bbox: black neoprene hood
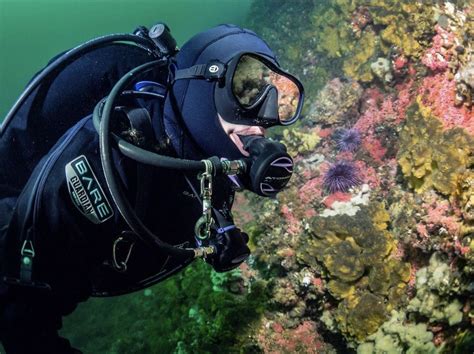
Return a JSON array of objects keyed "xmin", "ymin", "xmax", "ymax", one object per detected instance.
[{"xmin": 163, "ymin": 24, "xmax": 280, "ymax": 160}]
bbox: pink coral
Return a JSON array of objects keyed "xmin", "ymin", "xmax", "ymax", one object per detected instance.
[
  {"xmin": 362, "ymin": 135, "xmax": 387, "ymax": 162},
  {"xmin": 408, "ymin": 264, "xmax": 418, "ymax": 289},
  {"xmin": 335, "ymin": 151, "xmax": 355, "ymax": 161},
  {"xmin": 418, "ymin": 72, "xmax": 473, "ymax": 134},
  {"xmin": 258, "ymin": 320, "xmax": 325, "ymax": 354},
  {"xmin": 354, "ymin": 88, "xmax": 386, "ymax": 132},
  {"xmin": 299, "ymin": 177, "xmax": 323, "ymax": 204},
  {"xmin": 312, "ymin": 277, "xmax": 325, "ymax": 293},
  {"xmin": 393, "ymin": 55, "xmax": 408, "ymax": 73},
  {"xmin": 322, "ymin": 192, "xmax": 352, "ymax": 208},
  {"xmin": 421, "ymin": 25, "xmax": 455, "ymax": 72},
  {"xmin": 393, "ymin": 80, "xmax": 415, "ymax": 122},
  {"xmin": 317, "ymin": 127, "xmax": 333, "ymax": 138},
  {"xmin": 298, "ymin": 163, "xmax": 329, "ymax": 204},
  {"xmin": 280, "ymin": 204, "xmax": 302, "ymax": 236},
  {"xmin": 454, "ymin": 239, "xmax": 470, "ymax": 256},
  {"xmin": 393, "ymin": 242, "xmax": 406, "ymax": 260},
  {"xmin": 304, "ymin": 208, "xmax": 317, "ymax": 218},
  {"xmin": 238, "ymin": 262, "xmax": 257, "ymax": 282},
  {"xmin": 272, "ymin": 322, "xmax": 284, "ymax": 334},
  {"xmin": 416, "ymin": 223, "xmax": 429, "ymax": 238},
  {"xmin": 355, "ymin": 80, "xmax": 416, "ymax": 131},
  {"xmin": 353, "ymin": 82, "xmax": 417, "ymax": 164},
  {"xmin": 422, "ymin": 199, "xmax": 461, "ymax": 237},
  {"xmin": 354, "ymin": 160, "xmax": 381, "ymax": 189}
]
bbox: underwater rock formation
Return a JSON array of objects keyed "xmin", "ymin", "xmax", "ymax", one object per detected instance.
[
  {"xmin": 308, "ymin": 78, "xmax": 363, "ymax": 126},
  {"xmin": 455, "ymin": 59, "xmax": 474, "ymax": 107},
  {"xmin": 235, "ymin": 1, "xmax": 474, "ymax": 352}
]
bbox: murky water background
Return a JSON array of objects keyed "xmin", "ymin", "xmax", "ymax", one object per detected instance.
[{"xmin": 0, "ymin": 0, "xmax": 251, "ymax": 119}]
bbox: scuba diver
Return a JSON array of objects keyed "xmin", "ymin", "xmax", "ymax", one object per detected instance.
[{"xmin": 0, "ymin": 23, "xmax": 304, "ymax": 352}]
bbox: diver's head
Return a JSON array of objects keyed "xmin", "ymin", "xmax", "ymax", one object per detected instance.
[{"xmin": 163, "ymin": 24, "xmax": 304, "ymax": 160}]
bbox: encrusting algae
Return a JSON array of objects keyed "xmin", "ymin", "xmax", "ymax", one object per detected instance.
[
  {"xmin": 299, "ymin": 203, "xmax": 410, "ymax": 342},
  {"xmin": 397, "ymin": 100, "xmax": 474, "ymax": 198},
  {"xmin": 282, "ymin": 128, "xmax": 321, "ymax": 157}
]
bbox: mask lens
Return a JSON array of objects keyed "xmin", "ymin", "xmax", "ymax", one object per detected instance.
[
  {"xmin": 269, "ymin": 72, "xmax": 300, "ymax": 122},
  {"xmin": 232, "ymin": 55, "xmax": 269, "ymax": 106},
  {"xmin": 232, "ymin": 55, "xmax": 301, "ymax": 123}
]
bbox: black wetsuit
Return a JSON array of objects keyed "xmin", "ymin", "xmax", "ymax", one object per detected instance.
[{"xmin": 0, "ymin": 44, "xmax": 237, "ymax": 353}]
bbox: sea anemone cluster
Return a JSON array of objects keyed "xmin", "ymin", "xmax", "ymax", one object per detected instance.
[{"xmin": 323, "ymin": 160, "xmax": 362, "ymax": 193}]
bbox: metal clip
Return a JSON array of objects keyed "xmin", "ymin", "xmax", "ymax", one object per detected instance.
[
  {"xmin": 112, "ymin": 234, "xmax": 136, "ymax": 273},
  {"xmin": 20, "ymin": 240, "xmax": 35, "ymax": 257},
  {"xmin": 193, "ymin": 246, "xmax": 215, "ymax": 259},
  {"xmin": 195, "ymin": 160, "xmax": 214, "ymax": 240},
  {"xmin": 20, "ymin": 240, "xmax": 35, "ymax": 283}
]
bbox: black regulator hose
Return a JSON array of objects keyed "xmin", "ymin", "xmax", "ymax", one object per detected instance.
[
  {"xmin": 99, "ymin": 59, "xmax": 195, "ymax": 258},
  {"xmin": 92, "ymin": 93, "xmax": 206, "ymax": 172},
  {"xmin": 118, "ymin": 139, "xmax": 205, "ymax": 171},
  {"xmin": 1, "ymin": 33, "xmax": 158, "ymax": 135}
]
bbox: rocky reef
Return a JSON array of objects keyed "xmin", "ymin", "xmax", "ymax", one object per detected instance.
[{"xmin": 232, "ymin": 1, "xmax": 474, "ymax": 352}]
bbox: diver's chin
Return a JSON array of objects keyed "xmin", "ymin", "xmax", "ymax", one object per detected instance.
[
  {"xmin": 230, "ymin": 129, "xmax": 266, "ymax": 157},
  {"xmin": 218, "ymin": 115, "xmax": 266, "ymax": 156},
  {"xmin": 229, "ymin": 132, "xmax": 250, "ymax": 157}
]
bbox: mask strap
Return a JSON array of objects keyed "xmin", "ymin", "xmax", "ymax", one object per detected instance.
[
  {"xmin": 173, "ymin": 64, "xmax": 207, "ymax": 81},
  {"xmin": 172, "ymin": 60, "xmax": 226, "ymax": 83}
]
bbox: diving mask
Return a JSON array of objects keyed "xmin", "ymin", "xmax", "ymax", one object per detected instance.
[{"xmin": 172, "ymin": 51, "xmax": 304, "ymax": 128}]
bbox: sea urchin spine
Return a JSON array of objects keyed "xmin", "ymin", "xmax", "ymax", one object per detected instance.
[
  {"xmin": 323, "ymin": 160, "xmax": 362, "ymax": 194},
  {"xmin": 334, "ymin": 128, "xmax": 361, "ymax": 152}
]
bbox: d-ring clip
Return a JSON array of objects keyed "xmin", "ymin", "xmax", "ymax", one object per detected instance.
[{"xmin": 112, "ymin": 232, "xmax": 136, "ymax": 273}]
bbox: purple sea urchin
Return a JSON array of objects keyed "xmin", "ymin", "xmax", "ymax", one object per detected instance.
[
  {"xmin": 323, "ymin": 160, "xmax": 362, "ymax": 193},
  {"xmin": 334, "ymin": 128, "xmax": 361, "ymax": 152}
]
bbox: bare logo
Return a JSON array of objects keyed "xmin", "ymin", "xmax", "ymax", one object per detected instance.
[{"xmin": 65, "ymin": 155, "xmax": 113, "ymax": 224}]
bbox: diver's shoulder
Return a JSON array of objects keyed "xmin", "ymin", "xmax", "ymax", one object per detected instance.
[{"xmin": 90, "ymin": 41, "xmax": 155, "ymax": 60}]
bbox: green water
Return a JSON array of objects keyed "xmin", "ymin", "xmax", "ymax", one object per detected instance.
[
  {"xmin": 0, "ymin": 1, "xmax": 251, "ymax": 351},
  {"xmin": 0, "ymin": 0, "xmax": 252, "ymax": 119}
]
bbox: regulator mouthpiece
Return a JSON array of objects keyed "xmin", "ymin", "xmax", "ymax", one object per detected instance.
[{"xmin": 240, "ymin": 135, "xmax": 293, "ymax": 197}]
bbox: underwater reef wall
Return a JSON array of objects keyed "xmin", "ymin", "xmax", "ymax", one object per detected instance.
[{"xmin": 230, "ymin": 1, "xmax": 473, "ymax": 352}]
